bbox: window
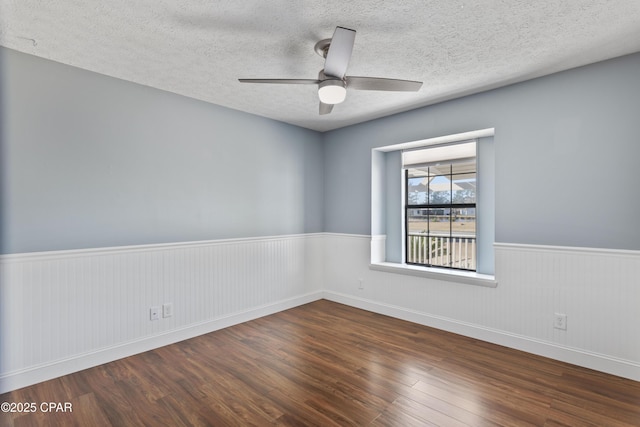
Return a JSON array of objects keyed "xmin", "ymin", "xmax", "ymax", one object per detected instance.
[
  {"xmin": 404, "ymin": 141, "xmax": 477, "ymax": 271},
  {"xmin": 370, "ymin": 128, "xmax": 495, "ymax": 286}
]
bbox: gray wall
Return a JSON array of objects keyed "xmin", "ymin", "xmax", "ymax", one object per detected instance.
[
  {"xmin": 0, "ymin": 47, "xmax": 323, "ymax": 254},
  {"xmin": 2, "ymin": 47, "xmax": 640, "ymax": 254},
  {"xmin": 324, "ymin": 52, "xmax": 640, "ymax": 250}
]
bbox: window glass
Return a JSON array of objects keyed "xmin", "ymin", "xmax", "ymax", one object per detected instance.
[
  {"xmin": 428, "ymin": 175, "xmax": 451, "ymax": 204},
  {"xmin": 405, "ymin": 148, "xmax": 477, "ymax": 271},
  {"xmin": 452, "ymin": 173, "xmax": 476, "ymax": 203},
  {"xmin": 407, "ymin": 177, "xmax": 428, "ymax": 205},
  {"xmin": 452, "ymin": 207, "xmax": 476, "ymax": 235}
]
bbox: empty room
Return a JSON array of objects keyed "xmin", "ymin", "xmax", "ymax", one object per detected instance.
[{"xmin": 1, "ymin": 1, "xmax": 640, "ymax": 425}]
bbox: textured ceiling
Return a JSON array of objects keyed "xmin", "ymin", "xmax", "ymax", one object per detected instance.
[{"xmin": 2, "ymin": 0, "xmax": 640, "ymax": 132}]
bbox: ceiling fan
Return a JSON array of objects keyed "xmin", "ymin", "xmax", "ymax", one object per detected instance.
[{"xmin": 239, "ymin": 26, "xmax": 423, "ymax": 115}]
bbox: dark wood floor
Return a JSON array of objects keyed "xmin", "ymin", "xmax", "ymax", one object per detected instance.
[{"xmin": 2, "ymin": 300, "xmax": 639, "ymax": 426}]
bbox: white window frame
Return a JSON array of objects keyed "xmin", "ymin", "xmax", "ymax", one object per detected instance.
[{"xmin": 370, "ymin": 128, "xmax": 497, "ymax": 288}]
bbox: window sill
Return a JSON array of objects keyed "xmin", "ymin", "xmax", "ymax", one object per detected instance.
[{"xmin": 369, "ymin": 262, "xmax": 497, "ymax": 288}]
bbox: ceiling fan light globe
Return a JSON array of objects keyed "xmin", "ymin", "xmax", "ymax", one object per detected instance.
[{"xmin": 318, "ymin": 80, "xmax": 346, "ymax": 104}]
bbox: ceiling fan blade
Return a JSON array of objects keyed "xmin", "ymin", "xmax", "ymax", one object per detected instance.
[
  {"xmin": 319, "ymin": 102, "xmax": 334, "ymax": 115},
  {"xmin": 346, "ymin": 76, "xmax": 423, "ymax": 92},
  {"xmin": 323, "ymin": 27, "xmax": 356, "ymax": 78},
  {"xmin": 238, "ymin": 79, "xmax": 319, "ymax": 85}
]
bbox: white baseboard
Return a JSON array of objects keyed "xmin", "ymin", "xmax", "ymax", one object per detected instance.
[
  {"xmin": 323, "ymin": 291, "xmax": 640, "ymax": 382},
  {"xmin": 3, "ymin": 288, "xmax": 638, "ymax": 393},
  {"xmin": 0, "ymin": 291, "xmax": 323, "ymax": 394}
]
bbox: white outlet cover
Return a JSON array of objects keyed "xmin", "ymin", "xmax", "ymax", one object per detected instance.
[
  {"xmin": 554, "ymin": 313, "xmax": 567, "ymax": 330},
  {"xmin": 163, "ymin": 303, "xmax": 173, "ymax": 318},
  {"xmin": 150, "ymin": 306, "xmax": 160, "ymax": 321}
]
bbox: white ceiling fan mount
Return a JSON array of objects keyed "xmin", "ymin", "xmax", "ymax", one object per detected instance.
[
  {"xmin": 239, "ymin": 26, "xmax": 423, "ymax": 115},
  {"xmin": 313, "ymin": 38, "xmax": 332, "ymax": 58}
]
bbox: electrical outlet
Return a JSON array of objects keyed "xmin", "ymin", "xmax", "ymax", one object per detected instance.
[
  {"xmin": 163, "ymin": 303, "xmax": 173, "ymax": 318},
  {"xmin": 554, "ymin": 313, "xmax": 567, "ymax": 330},
  {"xmin": 150, "ymin": 306, "xmax": 160, "ymax": 321},
  {"xmin": 358, "ymin": 278, "xmax": 364, "ymax": 290}
]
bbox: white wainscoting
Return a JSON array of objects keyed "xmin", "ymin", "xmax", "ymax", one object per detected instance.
[
  {"xmin": 322, "ymin": 233, "xmax": 640, "ymax": 381},
  {"xmin": 0, "ymin": 234, "xmax": 325, "ymax": 393},
  {"xmin": 2, "ymin": 232, "xmax": 638, "ymax": 393}
]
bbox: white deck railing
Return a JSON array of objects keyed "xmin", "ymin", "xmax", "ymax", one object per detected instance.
[{"xmin": 407, "ymin": 233, "xmax": 476, "ymax": 270}]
